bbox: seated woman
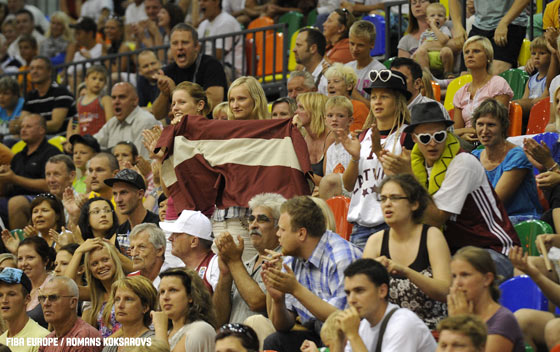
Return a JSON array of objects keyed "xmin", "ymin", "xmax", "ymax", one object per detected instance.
[
  {"xmin": 39, "ymin": 11, "xmax": 72, "ymax": 66},
  {"xmin": 471, "ymin": 99, "xmax": 542, "ymax": 223},
  {"xmin": 17, "ymin": 237, "xmax": 56, "ymax": 328},
  {"xmin": 153, "ymin": 268, "xmax": 216, "ymax": 352},
  {"xmin": 227, "ymin": 76, "xmax": 269, "ymax": 120},
  {"xmin": 157, "ymin": 3, "xmax": 184, "ymax": 45},
  {"xmin": 0, "ymin": 76, "xmax": 24, "ymax": 145},
  {"xmin": 453, "ymin": 36, "xmax": 513, "ymax": 149},
  {"xmin": 324, "ymin": 63, "xmax": 369, "ymax": 132},
  {"xmin": 215, "ymin": 324, "xmax": 260, "ymax": 352},
  {"xmin": 271, "ymin": 97, "xmax": 296, "ymax": 119},
  {"xmin": 102, "ymin": 17, "xmax": 134, "ymax": 79},
  {"xmin": 65, "ymin": 239, "xmax": 126, "ymax": 338},
  {"xmin": 448, "ymin": 246, "xmax": 525, "ymax": 352},
  {"xmin": 323, "ymin": 8, "xmax": 355, "ymax": 64},
  {"xmin": 77, "ymin": 197, "xmax": 119, "ymax": 243},
  {"xmin": 101, "ymin": 276, "xmax": 157, "ymax": 352},
  {"xmin": 363, "ymin": 174, "xmax": 450, "ymax": 329}
]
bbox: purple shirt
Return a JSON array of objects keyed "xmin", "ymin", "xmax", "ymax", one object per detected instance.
[{"xmin": 487, "ymin": 306, "xmax": 525, "ymax": 352}]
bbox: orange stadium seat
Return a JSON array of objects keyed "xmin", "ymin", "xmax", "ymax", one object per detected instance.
[
  {"xmin": 326, "ymin": 196, "xmax": 353, "ymax": 241},
  {"xmin": 527, "ymin": 99, "xmax": 550, "ymax": 135}
]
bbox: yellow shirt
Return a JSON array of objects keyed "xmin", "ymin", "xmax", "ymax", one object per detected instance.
[
  {"xmin": 544, "ymin": 0, "xmax": 560, "ymax": 29},
  {"xmin": 0, "ymin": 317, "xmax": 50, "ymax": 352}
]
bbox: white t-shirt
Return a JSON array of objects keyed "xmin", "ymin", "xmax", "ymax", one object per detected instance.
[
  {"xmin": 346, "ymin": 59, "xmax": 386, "ymax": 100},
  {"xmin": 310, "ymin": 59, "xmax": 328, "ymax": 95},
  {"xmin": 325, "ymin": 139, "xmax": 352, "ymax": 175},
  {"xmin": 223, "ymin": 0, "xmax": 246, "ymax": 15},
  {"xmin": 67, "ymin": 43, "xmax": 104, "ymax": 74},
  {"xmin": 344, "ymin": 303, "xmax": 437, "ymax": 352},
  {"xmin": 198, "ymin": 12, "xmax": 243, "ymax": 74},
  {"xmin": 81, "ymin": 0, "xmax": 114, "ymax": 22},
  {"xmin": 549, "ymin": 75, "xmax": 560, "ymax": 103},
  {"xmin": 8, "ymin": 31, "xmax": 46, "ymax": 63},
  {"xmin": 125, "ymin": 2, "xmax": 148, "ymax": 25}
]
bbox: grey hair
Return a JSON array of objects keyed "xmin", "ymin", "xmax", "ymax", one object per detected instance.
[
  {"xmin": 0, "ymin": 253, "xmax": 16, "ymax": 266},
  {"xmin": 129, "ymin": 223, "xmax": 166, "ymax": 257},
  {"xmin": 288, "ymin": 71, "xmax": 315, "ymax": 89},
  {"xmin": 248, "ymin": 193, "xmax": 287, "ymax": 223},
  {"xmin": 48, "ymin": 275, "xmax": 79, "ymax": 298}
]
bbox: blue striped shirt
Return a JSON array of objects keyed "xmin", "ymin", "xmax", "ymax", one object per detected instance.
[{"xmin": 284, "ymin": 230, "xmax": 363, "ymax": 324}]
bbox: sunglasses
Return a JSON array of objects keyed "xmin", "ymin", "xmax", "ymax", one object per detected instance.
[
  {"xmin": 219, "ymin": 323, "xmax": 255, "ymax": 340},
  {"xmin": 368, "ymin": 70, "xmax": 406, "ymax": 86},
  {"xmin": 414, "ymin": 130, "xmax": 447, "ymax": 145},
  {"xmin": 247, "ymin": 214, "xmax": 271, "ymax": 223},
  {"xmin": 37, "ymin": 193, "xmax": 56, "ymax": 200},
  {"xmin": 38, "ymin": 294, "xmax": 75, "ymax": 303}
]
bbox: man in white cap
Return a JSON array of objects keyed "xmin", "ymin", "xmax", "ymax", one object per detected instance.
[{"xmin": 160, "ymin": 210, "xmax": 219, "ymax": 294}]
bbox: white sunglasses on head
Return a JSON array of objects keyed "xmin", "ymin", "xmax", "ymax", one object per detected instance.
[{"xmin": 368, "ymin": 69, "xmax": 406, "ymax": 86}]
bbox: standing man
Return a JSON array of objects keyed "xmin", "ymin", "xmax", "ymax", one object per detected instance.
[
  {"xmin": 152, "ymin": 23, "xmax": 227, "ymax": 119},
  {"xmin": 293, "ymin": 28, "xmax": 328, "ymax": 95},
  {"xmin": 0, "ymin": 268, "xmax": 49, "ymax": 352}
]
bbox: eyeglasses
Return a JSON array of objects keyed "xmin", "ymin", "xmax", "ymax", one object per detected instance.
[
  {"xmin": 247, "ymin": 214, "xmax": 271, "ymax": 223},
  {"xmin": 410, "ymin": 0, "xmax": 430, "ymax": 5},
  {"xmin": 377, "ymin": 195, "xmax": 409, "ymax": 203},
  {"xmin": 368, "ymin": 70, "xmax": 406, "ymax": 86},
  {"xmin": 414, "ymin": 130, "xmax": 447, "ymax": 145},
  {"xmin": 37, "ymin": 193, "xmax": 56, "ymax": 200},
  {"xmin": 38, "ymin": 294, "xmax": 75, "ymax": 303},
  {"xmin": 0, "ymin": 268, "xmax": 24, "ymax": 284},
  {"xmin": 89, "ymin": 208, "xmax": 113, "ymax": 215}
]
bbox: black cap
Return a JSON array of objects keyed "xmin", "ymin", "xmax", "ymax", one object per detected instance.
[
  {"xmin": 403, "ymin": 102, "xmax": 455, "ymax": 133},
  {"xmin": 104, "ymin": 168, "xmax": 146, "ymax": 190},
  {"xmin": 364, "ymin": 69, "xmax": 412, "ymax": 100},
  {"xmin": 70, "ymin": 17, "xmax": 97, "ymax": 33},
  {"xmin": 69, "ymin": 134, "xmax": 101, "ymax": 153}
]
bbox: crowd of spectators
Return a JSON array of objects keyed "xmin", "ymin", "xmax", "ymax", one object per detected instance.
[{"xmin": 0, "ymin": 0, "xmax": 560, "ymax": 351}]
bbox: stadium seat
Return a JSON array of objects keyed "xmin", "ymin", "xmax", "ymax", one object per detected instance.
[
  {"xmin": 247, "ymin": 31, "xmax": 285, "ymax": 82},
  {"xmin": 11, "ymin": 135, "xmax": 66, "ymax": 154},
  {"xmin": 499, "ymin": 68, "xmax": 529, "ymax": 100},
  {"xmin": 307, "ymin": 9, "xmax": 318, "ymax": 27},
  {"xmin": 383, "ymin": 56, "xmax": 395, "ymax": 69},
  {"xmin": 431, "ymin": 81, "xmax": 441, "ymax": 102},
  {"xmin": 325, "ymin": 196, "xmax": 353, "ymax": 241},
  {"xmin": 278, "ymin": 11, "xmax": 303, "ymax": 42},
  {"xmin": 508, "ymin": 101, "xmax": 523, "ymax": 137},
  {"xmin": 518, "ymin": 38, "xmax": 531, "ymax": 67},
  {"xmin": 499, "ymin": 275, "xmax": 548, "ymax": 313},
  {"xmin": 527, "ymin": 99, "xmax": 550, "ymax": 135},
  {"xmin": 288, "ymin": 29, "xmax": 300, "ymax": 72},
  {"xmin": 247, "ymin": 16, "xmax": 275, "ymax": 43},
  {"xmin": 362, "ymin": 15, "xmax": 386, "ymax": 57},
  {"xmin": 443, "ymin": 74, "xmax": 472, "ymax": 111},
  {"xmin": 514, "ymin": 219, "xmax": 553, "ymax": 256}
]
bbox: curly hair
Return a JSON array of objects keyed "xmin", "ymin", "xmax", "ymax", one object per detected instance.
[{"xmin": 159, "ymin": 268, "xmax": 217, "ymax": 328}]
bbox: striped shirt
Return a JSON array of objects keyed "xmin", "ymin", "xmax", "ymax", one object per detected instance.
[
  {"xmin": 23, "ymin": 82, "xmax": 77, "ymax": 133},
  {"xmin": 284, "ymin": 230, "xmax": 363, "ymax": 325}
]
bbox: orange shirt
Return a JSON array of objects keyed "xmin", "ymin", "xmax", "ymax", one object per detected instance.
[
  {"xmin": 326, "ymin": 38, "xmax": 353, "ymax": 64},
  {"xmin": 350, "ymin": 99, "xmax": 369, "ymax": 132}
]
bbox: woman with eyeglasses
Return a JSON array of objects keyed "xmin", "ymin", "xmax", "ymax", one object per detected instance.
[
  {"xmin": 101, "ymin": 276, "xmax": 157, "ymax": 352},
  {"xmin": 448, "ymin": 246, "xmax": 524, "ymax": 352},
  {"xmin": 64, "ymin": 239, "xmax": 126, "ymax": 337},
  {"xmin": 471, "ymin": 99, "xmax": 542, "ymax": 223},
  {"xmin": 362, "ymin": 174, "xmax": 451, "ymax": 329},
  {"xmin": 16, "ymin": 236, "xmax": 56, "ymax": 328},
  {"xmin": 152, "ymin": 268, "xmax": 217, "ymax": 352},
  {"xmin": 322, "ymin": 8, "xmax": 356, "ymax": 64},
  {"xmin": 398, "ymin": 0, "xmax": 438, "ymax": 58},
  {"xmin": 453, "ymin": 36, "xmax": 513, "ymax": 149},
  {"xmin": 336, "ymin": 69, "xmax": 414, "ymax": 249},
  {"xmin": 215, "ymin": 323, "xmax": 259, "ymax": 352},
  {"xmin": 77, "ymin": 197, "xmax": 119, "ymax": 244}
]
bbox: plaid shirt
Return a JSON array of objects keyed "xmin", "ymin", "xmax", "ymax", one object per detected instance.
[{"xmin": 284, "ymin": 230, "xmax": 362, "ymax": 325}]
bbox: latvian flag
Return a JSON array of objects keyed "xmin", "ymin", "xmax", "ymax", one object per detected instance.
[{"xmin": 156, "ymin": 115, "xmax": 312, "ymax": 216}]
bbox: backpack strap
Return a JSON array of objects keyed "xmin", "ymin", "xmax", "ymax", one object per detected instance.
[{"xmin": 374, "ymin": 307, "xmax": 399, "ymax": 352}]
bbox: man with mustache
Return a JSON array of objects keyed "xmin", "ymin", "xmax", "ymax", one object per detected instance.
[{"xmin": 213, "ymin": 193, "xmax": 286, "ymax": 331}]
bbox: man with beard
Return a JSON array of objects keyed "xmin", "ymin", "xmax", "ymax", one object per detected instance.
[{"xmin": 213, "ymin": 193, "xmax": 286, "ymax": 328}]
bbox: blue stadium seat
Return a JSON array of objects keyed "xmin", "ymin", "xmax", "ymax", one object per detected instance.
[
  {"xmin": 499, "ymin": 275, "xmax": 548, "ymax": 312},
  {"xmin": 362, "ymin": 15, "xmax": 385, "ymax": 57}
]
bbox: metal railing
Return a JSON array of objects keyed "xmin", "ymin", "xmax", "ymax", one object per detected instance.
[{"xmin": 7, "ymin": 24, "xmax": 289, "ymax": 99}]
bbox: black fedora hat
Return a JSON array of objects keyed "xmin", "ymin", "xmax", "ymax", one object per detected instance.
[
  {"xmin": 404, "ymin": 102, "xmax": 454, "ymax": 133},
  {"xmin": 69, "ymin": 134, "xmax": 101, "ymax": 153},
  {"xmin": 363, "ymin": 69, "xmax": 412, "ymax": 100}
]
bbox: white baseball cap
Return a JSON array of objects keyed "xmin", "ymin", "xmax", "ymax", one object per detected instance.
[{"xmin": 159, "ymin": 210, "xmax": 213, "ymax": 241}]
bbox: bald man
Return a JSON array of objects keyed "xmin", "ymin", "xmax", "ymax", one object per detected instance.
[{"xmin": 94, "ymin": 82, "xmax": 161, "ymax": 159}]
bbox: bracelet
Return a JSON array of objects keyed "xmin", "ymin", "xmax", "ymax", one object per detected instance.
[
  {"xmin": 351, "ymin": 158, "xmax": 360, "ymax": 162},
  {"xmin": 548, "ymin": 163, "xmax": 559, "ymax": 172}
]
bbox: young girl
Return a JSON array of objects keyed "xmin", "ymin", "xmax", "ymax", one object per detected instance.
[
  {"xmin": 67, "ymin": 65, "xmax": 113, "ymax": 138},
  {"xmin": 212, "ymin": 102, "xmax": 229, "ymax": 120},
  {"xmin": 319, "ymin": 95, "xmax": 354, "ymax": 199},
  {"xmin": 170, "ymin": 82, "xmax": 211, "ymax": 124}
]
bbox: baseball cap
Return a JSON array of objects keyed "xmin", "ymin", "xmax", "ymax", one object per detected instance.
[
  {"xmin": 104, "ymin": 168, "xmax": 146, "ymax": 190},
  {"xmin": 0, "ymin": 268, "xmax": 32, "ymax": 294},
  {"xmin": 69, "ymin": 134, "xmax": 101, "ymax": 153},
  {"xmin": 159, "ymin": 210, "xmax": 213, "ymax": 241}
]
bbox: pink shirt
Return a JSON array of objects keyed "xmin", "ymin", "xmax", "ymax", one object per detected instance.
[
  {"xmin": 38, "ymin": 317, "xmax": 103, "ymax": 352},
  {"xmin": 453, "ymin": 76, "xmax": 513, "ymax": 127}
]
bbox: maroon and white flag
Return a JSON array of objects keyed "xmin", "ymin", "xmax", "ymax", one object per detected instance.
[{"xmin": 156, "ymin": 115, "xmax": 312, "ymax": 215}]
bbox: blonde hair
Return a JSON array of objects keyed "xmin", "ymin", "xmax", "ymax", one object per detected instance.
[
  {"xmin": 362, "ymin": 89, "xmax": 411, "ymax": 130},
  {"xmin": 421, "ymin": 67, "xmax": 434, "ymax": 99},
  {"xmin": 349, "ymin": 20, "xmax": 375, "ymax": 44},
  {"xmin": 426, "ymin": 3, "xmax": 446, "ymax": 15},
  {"xmin": 463, "ymin": 36, "xmax": 493, "ymax": 72},
  {"xmin": 83, "ymin": 242, "xmax": 126, "ymax": 327},
  {"xmin": 324, "ymin": 63, "xmax": 358, "ymax": 91},
  {"xmin": 297, "ymin": 92, "xmax": 328, "ymax": 136},
  {"xmin": 212, "ymin": 102, "xmax": 229, "ymax": 119},
  {"xmin": 530, "ymin": 35, "xmax": 548, "ymax": 52},
  {"xmin": 46, "ymin": 11, "xmax": 73, "ymax": 42},
  {"xmin": 310, "ymin": 196, "xmax": 336, "ymax": 232},
  {"xmin": 172, "ymin": 81, "xmax": 212, "ymax": 116},
  {"xmin": 104, "ymin": 276, "xmax": 157, "ymax": 331},
  {"xmin": 326, "ymin": 95, "xmax": 353, "ymax": 118},
  {"xmin": 227, "ymin": 76, "xmax": 269, "ymax": 120}
]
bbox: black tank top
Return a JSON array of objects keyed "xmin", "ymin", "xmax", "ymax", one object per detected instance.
[{"xmin": 380, "ymin": 224, "xmax": 430, "ymax": 273}]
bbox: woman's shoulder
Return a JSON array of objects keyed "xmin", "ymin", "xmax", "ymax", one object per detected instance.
[
  {"xmin": 487, "ymin": 306, "xmax": 519, "ymax": 332},
  {"xmin": 502, "ymin": 146, "xmax": 532, "ymax": 169}
]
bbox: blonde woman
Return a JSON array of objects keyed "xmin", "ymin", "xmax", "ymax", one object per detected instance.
[
  {"xmin": 227, "ymin": 76, "xmax": 269, "ymax": 120},
  {"xmin": 324, "ymin": 63, "xmax": 369, "ymax": 132},
  {"xmin": 40, "ymin": 11, "xmax": 72, "ymax": 64},
  {"xmin": 336, "ymin": 69, "xmax": 413, "ymax": 249},
  {"xmin": 295, "ymin": 92, "xmax": 334, "ymax": 185},
  {"xmin": 64, "ymin": 239, "xmax": 126, "ymax": 337}
]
